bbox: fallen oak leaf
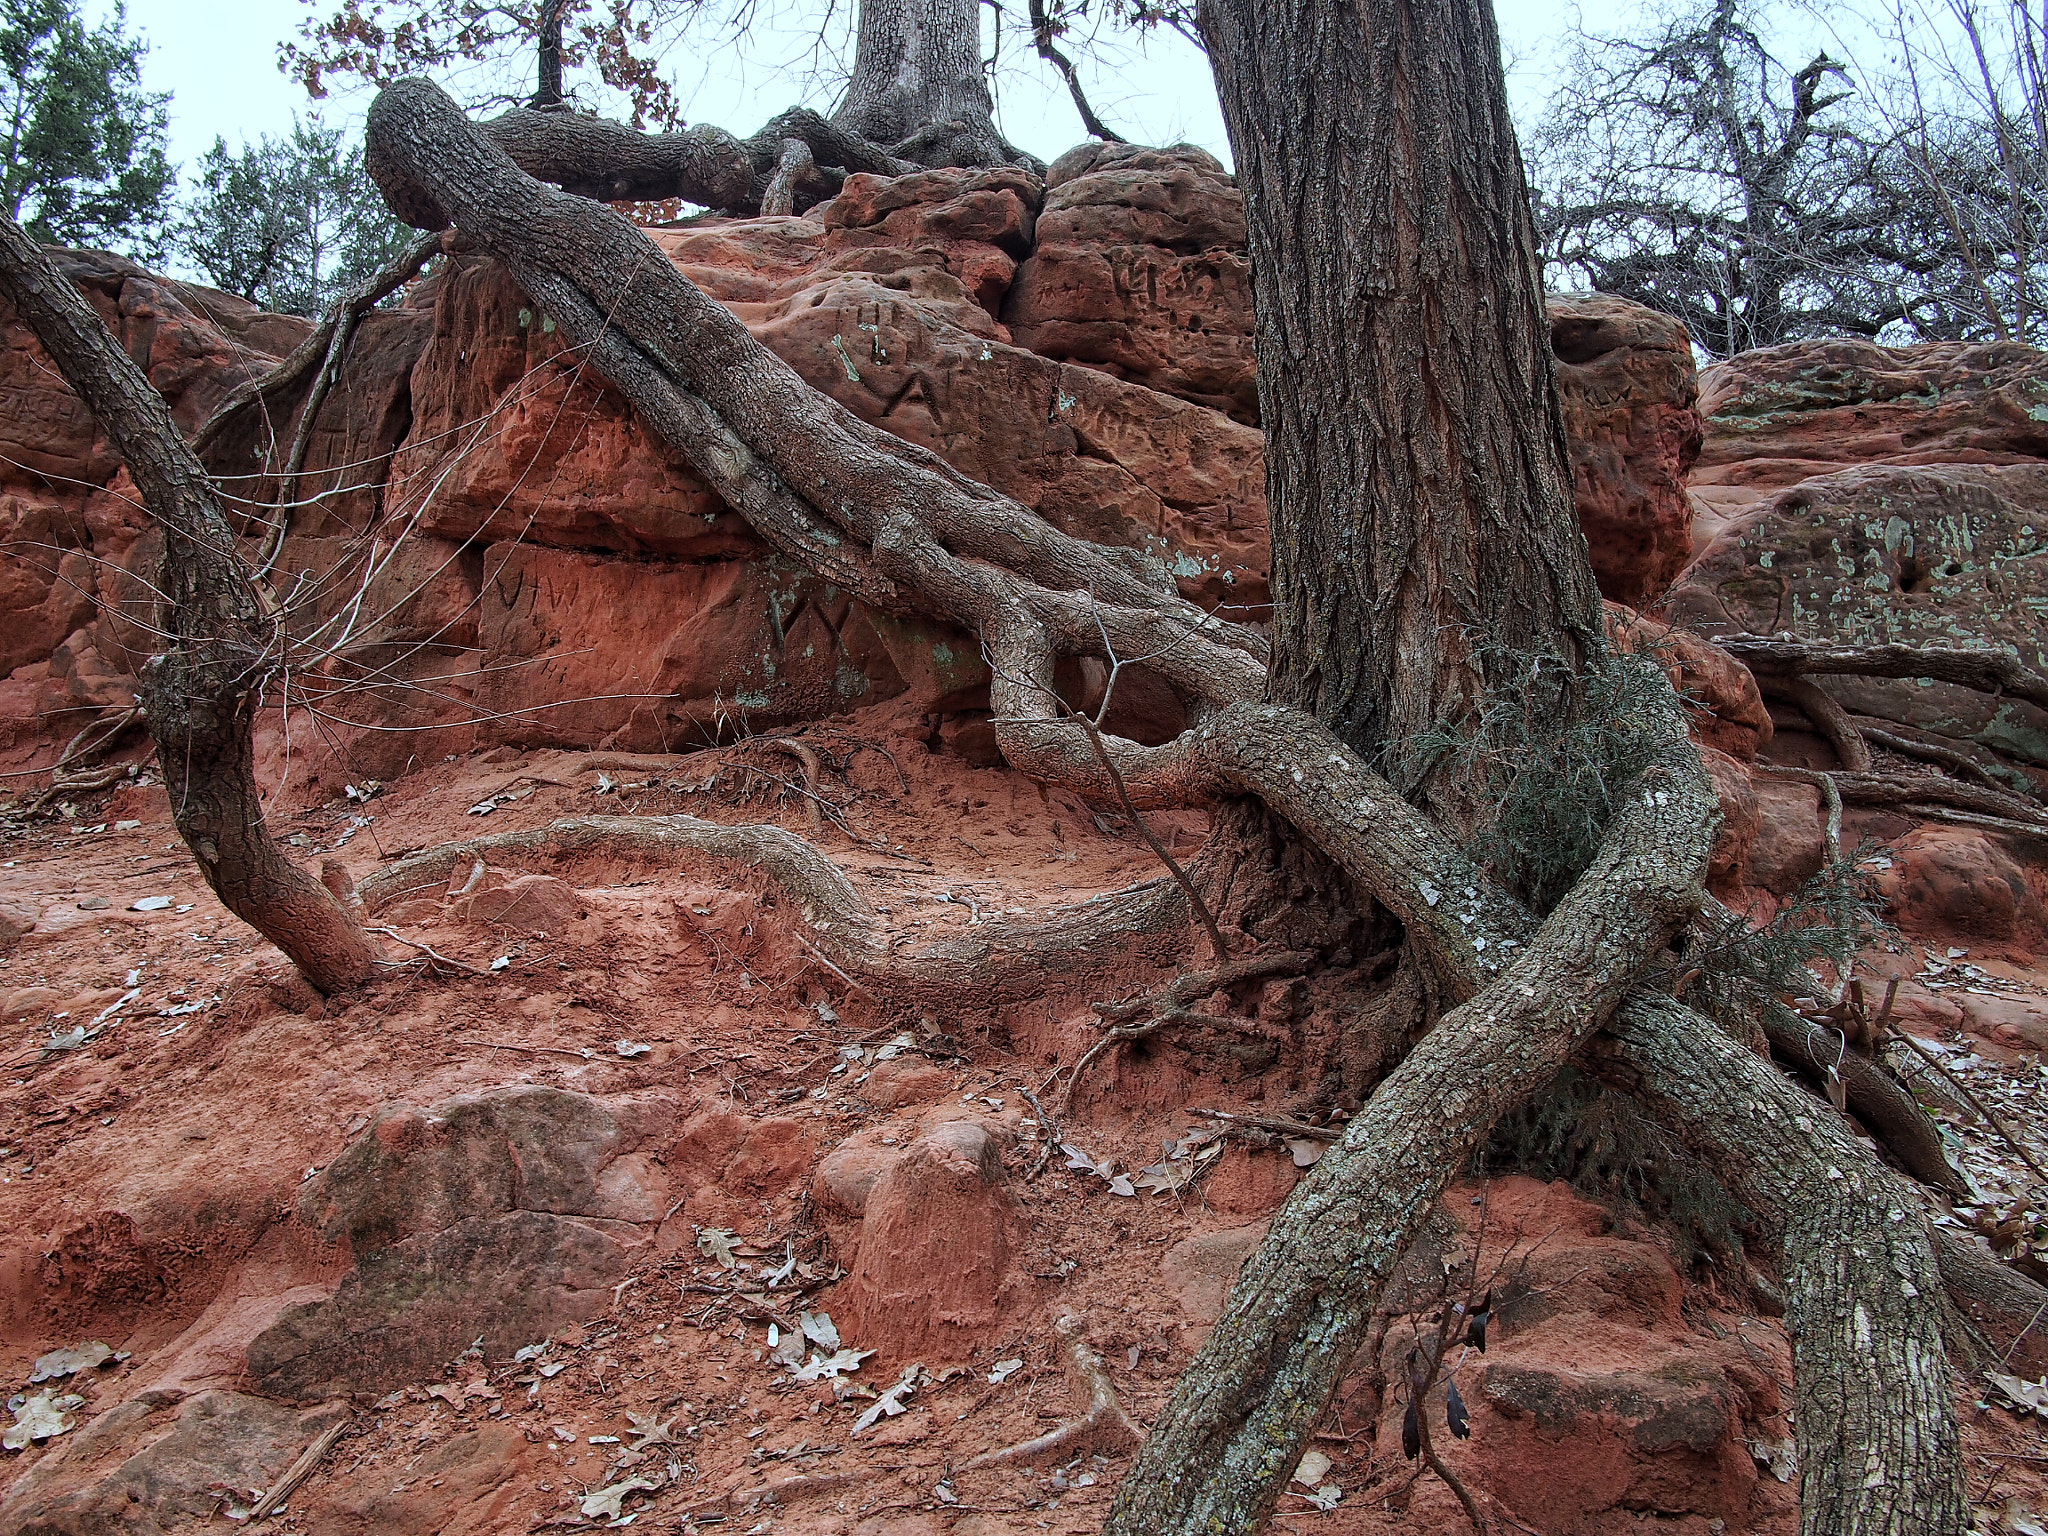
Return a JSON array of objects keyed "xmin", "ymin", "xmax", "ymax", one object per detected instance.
[
  {"xmin": 579, "ymin": 1474, "xmax": 661, "ymax": 1520},
  {"xmin": 852, "ymin": 1364, "xmax": 922, "ymax": 1434}
]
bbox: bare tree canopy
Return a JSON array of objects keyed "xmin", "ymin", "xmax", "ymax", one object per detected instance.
[{"xmin": 1530, "ymin": 0, "xmax": 2048, "ymax": 351}]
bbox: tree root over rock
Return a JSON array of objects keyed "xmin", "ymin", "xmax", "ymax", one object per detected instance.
[
  {"xmin": 955, "ymin": 1313, "xmax": 1141, "ymax": 1473},
  {"xmin": 356, "ymin": 77, "xmax": 1972, "ymax": 1535}
]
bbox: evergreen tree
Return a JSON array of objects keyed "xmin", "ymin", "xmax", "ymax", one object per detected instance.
[
  {"xmin": 0, "ymin": 0, "xmax": 171, "ymax": 255},
  {"xmin": 177, "ymin": 118, "xmax": 414, "ymax": 316}
]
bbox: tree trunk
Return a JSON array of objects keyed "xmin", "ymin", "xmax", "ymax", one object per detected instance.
[
  {"xmin": 1204, "ymin": 0, "xmax": 1602, "ymax": 822},
  {"xmin": 0, "ymin": 216, "xmax": 381, "ymax": 996},
  {"xmin": 836, "ymin": 0, "xmax": 1025, "ymax": 167},
  {"xmin": 534, "ymin": 0, "xmax": 567, "ymax": 108}
]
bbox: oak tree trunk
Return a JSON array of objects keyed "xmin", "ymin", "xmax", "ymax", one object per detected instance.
[
  {"xmin": 0, "ymin": 218, "xmax": 381, "ymax": 996},
  {"xmin": 836, "ymin": 0, "xmax": 1009, "ymax": 165},
  {"xmin": 1208, "ymin": 0, "xmax": 1601, "ymax": 823}
]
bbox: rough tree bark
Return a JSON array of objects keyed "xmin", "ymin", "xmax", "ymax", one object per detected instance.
[
  {"xmin": 836, "ymin": 0, "xmax": 1017, "ymax": 166},
  {"xmin": 0, "ymin": 217, "xmax": 382, "ymax": 996},
  {"xmin": 360, "ymin": 73, "xmax": 1965, "ymax": 1536},
  {"xmin": 1206, "ymin": 0, "xmax": 1601, "ymax": 818}
]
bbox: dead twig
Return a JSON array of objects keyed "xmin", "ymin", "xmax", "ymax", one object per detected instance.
[
  {"xmin": 1019, "ymin": 1085, "xmax": 1061, "ymax": 1179},
  {"xmin": 1057, "ymin": 950, "xmax": 1312, "ymax": 1111},
  {"xmin": 954, "ymin": 1312, "xmax": 1140, "ymax": 1473},
  {"xmin": 249, "ymin": 1415, "xmax": 351, "ymax": 1521},
  {"xmin": 367, "ymin": 925, "xmax": 487, "ymax": 976}
]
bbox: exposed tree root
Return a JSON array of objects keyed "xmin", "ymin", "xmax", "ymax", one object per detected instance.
[
  {"xmin": 357, "ymin": 79, "xmax": 1970, "ymax": 1534},
  {"xmin": 1595, "ymin": 997, "xmax": 1964, "ymax": 1534},
  {"xmin": 1722, "ymin": 634, "xmax": 2048, "ymax": 714},
  {"xmin": 1778, "ymin": 676, "xmax": 1874, "ymax": 772},
  {"xmin": 1755, "ymin": 761, "xmax": 2047, "ymax": 829},
  {"xmin": 0, "ymin": 216, "xmax": 382, "ymax": 996},
  {"xmin": 955, "ymin": 1313, "xmax": 1141, "ymax": 1473},
  {"xmin": 727, "ymin": 1469, "xmax": 859, "ymax": 1510},
  {"xmin": 193, "ymin": 232, "xmax": 440, "ymax": 471},
  {"xmin": 357, "ymin": 813, "xmax": 1190, "ymax": 1001},
  {"xmin": 1758, "ymin": 999, "xmax": 1964, "ymax": 1195},
  {"xmin": 1932, "ymin": 1225, "xmax": 2048, "ymax": 1376},
  {"xmin": 1058, "ymin": 949, "xmax": 1312, "ymax": 1111}
]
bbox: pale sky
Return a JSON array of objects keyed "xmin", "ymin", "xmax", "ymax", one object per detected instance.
[{"xmin": 91, "ymin": 0, "xmax": 1631, "ymax": 176}]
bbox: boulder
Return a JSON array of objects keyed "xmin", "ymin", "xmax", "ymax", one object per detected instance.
[
  {"xmin": 1159, "ymin": 1222, "xmax": 1265, "ymax": 1326},
  {"xmin": 1695, "ymin": 336, "xmax": 2048, "ymax": 491},
  {"xmin": 1874, "ymin": 827, "xmax": 2047, "ymax": 951},
  {"xmin": 1662, "ymin": 463, "xmax": 2048, "ymax": 768},
  {"xmin": 1699, "ymin": 746, "xmax": 1760, "ymax": 898},
  {"xmin": 1550, "ymin": 295, "xmax": 1705, "ymax": 606},
  {"xmin": 1006, "ymin": 145, "xmax": 1255, "ymax": 422},
  {"xmin": 835, "ymin": 1120, "xmax": 1016, "ymax": 1358},
  {"xmin": 244, "ymin": 1086, "xmax": 678, "ymax": 1400},
  {"xmin": 0, "ymin": 1390, "xmax": 346, "ymax": 1536},
  {"xmin": 459, "ymin": 872, "xmax": 588, "ymax": 935}
]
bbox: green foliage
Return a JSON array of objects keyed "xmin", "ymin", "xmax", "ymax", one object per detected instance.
[
  {"xmin": 1484, "ymin": 1067, "xmax": 1755, "ymax": 1267},
  {"xmin": 1677, "ymin": 850, "xmax": 1892, "ymax": 1026},
  {"xmin": 1413, "ymin": 644, "xmax": 1676, "ymax": 913},
  {"xmin": 0, "ymin": 0, "xmax": 171, "ymax": 255},
  {"xmin": 176, "ymin": 118, "xmax": 413, "ymax": 317}
]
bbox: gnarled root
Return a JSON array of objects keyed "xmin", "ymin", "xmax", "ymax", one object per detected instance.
[
  {"xmin": 1932, "ymin": 1225, "xmax": 2048, "ymax": 1377},
  {"xmin": 358, "ymin": 813, "xmax": 1190, "ymax": 1002},
  {"xmin": 358, "ymin": 80, "xmax": 1972, "ymax": 1536},
  {"xmin": 1595, "ymin": 997, "xmax": 1966, "ymax": 1535},
  {"xmin": 1059, "ymin": 949, "xmax": 1313, "ymax": 1112},
  {"xmin": 1757, "ymin": 1000, "xmax": 1964, "ymax": 1195},
  {"xmin": 956, "ymin": 1312, "xmax": 1141, "ymax": 1473}
]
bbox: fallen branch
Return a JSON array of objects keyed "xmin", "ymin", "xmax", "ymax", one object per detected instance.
[
  {"xmin": 955, "ymin": 1312, "xmax": 1140, "ymax": 1473},
  {"xmin": 249, "ymin": 1416, "xmax": 351, "ymax": 1521},
  {"xmin": 368, "ymin": 926, "xmax": 487, "ymax": 976}
]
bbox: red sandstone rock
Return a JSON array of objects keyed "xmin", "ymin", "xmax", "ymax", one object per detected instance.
[
  {"xmin": 1007, "ymin": 145, "xmax": 1255, "ymax": 422},
  {"xmin": 1746, "ymin": 777, "xmax": 1826, "ymax": 897},
  {"xmin": 1699, "ymin": 745, "xmax": 1760, "ymax": 898},
  {"xmin": 1550, "ymin": 294, "xmax": 1705, "ymax": 606},
  {"xmin": 1606, "ymin": 604, "xmax": 1772, "ymax": 761},
  {"xmin": 459, "ymin": 872, "xmax": 588, "ymax": 934},
  {"xmin": 856, "ymin": 1057, "xmax": 955, "ymax": 1108},
  {"xmin": 836, "ymin": 1119, "xmax": 1016, "ymax": 1358},
  {"xmin": 1663, "ymin": 463, "xmax": 2048, "ymax": 769},
  {"xmin": 1875, "ymin": 827, "xmax": 2047, "ymax": 952},
  {"xmin": 1695, "ymin": 336, "xmax": 2048, "ymax": 491}
]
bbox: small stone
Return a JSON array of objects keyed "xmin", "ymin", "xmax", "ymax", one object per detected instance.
[{"xmin": 76, "ymin": 896, "xmax": 110, "ymax": 911}]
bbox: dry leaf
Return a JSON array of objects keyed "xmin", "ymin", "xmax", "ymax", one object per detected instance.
[
  {"xmin": 579, "ymin": 1475, "xmax": 660, "ymax": 1520},
  {"xmin": 1293, "ymin": 1450, "xmax": 1333, "ymax": 1487},
  {"xmin": 791, "ymin": 1348, "xmax": 873, "ymax": 1382},
  {"xmin": 696, "ymin": 1228, "xmax": 738, "ymax": 1268},
  {"xmin": 3, "ymin": 1393, "xmax": 76, "ymax": 1451},
  {"xmin": 28, "ymin": 1342, "xmax": 112, "ymax": 1383},
  {"xmin": 852, "ymin": 1364, "xmax": 922, "ymax": 1434}
]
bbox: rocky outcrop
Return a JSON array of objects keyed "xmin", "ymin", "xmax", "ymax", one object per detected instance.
[
  {"xmin": 1551, "ymin": 295, "xmax": 1704, "ymax": 606},
  {"xmin": 1663, "ymin": 463, "xmax": 2048, "ymax": 767},
  {"xmin": 1695, "ymin": 338, "xmax": 2048, "ymax": 491},
  {"xmin": 1, "ymin": 167, "xmax": 1707, "ymax": 784},
  {"xmin": 1007, "ymin": 144, "xmax": 1254, "ymax": 423},
  {"xmin": 0, "ymin": 1391, "xmax": 348, "ymax": 1536},
  {"xmin": 243, "ymin": 1085, "xmax": 677, "ymax": 1401}
]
